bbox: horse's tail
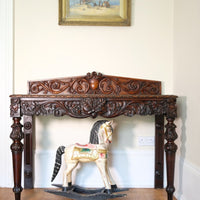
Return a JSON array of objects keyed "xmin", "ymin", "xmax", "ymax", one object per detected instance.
[{"xmin": 51, "ymin": 146, "xmax": 65, "ymax": 182}]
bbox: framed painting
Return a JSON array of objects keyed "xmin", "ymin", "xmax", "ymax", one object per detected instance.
[{"xmin": 59, "ymin": 0, "xmax": 131, "ymax": 26}]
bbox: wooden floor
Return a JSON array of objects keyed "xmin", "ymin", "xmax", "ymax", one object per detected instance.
[{"xmin": 0, "ymin": 188, "xmax": 177, "ymax": 200}]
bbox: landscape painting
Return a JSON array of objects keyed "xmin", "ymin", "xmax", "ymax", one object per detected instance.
[
  {"xmin": 59, "ymin": 0, "xmax": 131, "ymax": 26},
  {"xmin": 69, "ymin": 0, "xmax": 120, "ymax": 16}
]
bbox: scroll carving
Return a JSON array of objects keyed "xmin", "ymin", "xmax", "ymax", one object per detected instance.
[{"xmin": 28, "ymin": 72, "xmax": 161, "ymax": 95}]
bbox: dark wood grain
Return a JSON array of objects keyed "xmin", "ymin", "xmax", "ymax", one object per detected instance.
[
  {"xmin": 155, "ymin": 115, "xmax": 164, "ymax": 188},
  {"xmin": 28, "ymin": 72, "xmax": 161, "ymax": 95},
  {"xmin": 10, "ymin": 117, "xmax": 24, "ymax": 200}
]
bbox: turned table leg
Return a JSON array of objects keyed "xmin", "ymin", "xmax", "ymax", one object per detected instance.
[
  {"xmin": 165, "ymin": 116, "xmax": 178, "ymax": 200},
  {"xmin": 10, "ymin": 117, "xmax": 24, "ymax": 200}
]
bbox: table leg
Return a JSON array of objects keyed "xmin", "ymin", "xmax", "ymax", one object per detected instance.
[
  {"xmin": 10, "ymin": 117, "xmax": 24, "ymax": 200},
  {"xmin": 165, "ymin": 117, "xmax": 177, "ymax": 200},
  {"xmin": 24, "ymin": 115, "xmax": 34, "ymax": 189},
  {"xmin": 155, "ymin": 115, "xmax": 164, "ymax": 188}
]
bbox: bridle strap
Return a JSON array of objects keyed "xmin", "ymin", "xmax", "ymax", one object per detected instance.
[{"xmin": 101, "ymin": 124, "xmax": 112, "ymax": 142}]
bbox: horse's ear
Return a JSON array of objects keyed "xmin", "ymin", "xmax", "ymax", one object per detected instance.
[
  {"xmin": 108, "ymin": 120, "xmax": 114, "ymax": 126},
  {"xmin": 109, "ymin": 120, "xmax": 117, "ymax": 129}
]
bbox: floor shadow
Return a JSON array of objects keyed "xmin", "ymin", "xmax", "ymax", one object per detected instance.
[{"xmin": 176, "ymin": 96, "xmax": 187, "ymax": 199}]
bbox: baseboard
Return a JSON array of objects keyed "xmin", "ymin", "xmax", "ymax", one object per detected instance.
[
  {"xmin": 34, "ymin": 149, "xmax": 160, "ymax": 188},
  {"xmin": 174, "ymin": 155, "xmax": 200, "ymax": 200}
]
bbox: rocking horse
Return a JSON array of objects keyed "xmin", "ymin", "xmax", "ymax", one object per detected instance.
[{"xmin": 47, "ymin": 120, "xmax": 128, "ymax": 200}]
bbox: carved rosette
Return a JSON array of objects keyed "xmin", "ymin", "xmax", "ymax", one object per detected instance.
[
  {"xmin": 24, "ymin": 169, "xmax": 32, "ymax": 178},
  {"xmin": 28, "ymin": 72, "xmax": 161, "ymax": 95}
]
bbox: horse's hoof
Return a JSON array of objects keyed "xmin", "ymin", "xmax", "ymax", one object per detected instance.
[
  {"xmin": 111, "ymin": 184, "xmax": 118, "ymax": 192},
  {"xmin": 68, "ymin": 182, "xmax": 72, "ymax": 187},
  {"xmin": 104, "ymin": 189, "xmax": 112, "ymax": 194}
]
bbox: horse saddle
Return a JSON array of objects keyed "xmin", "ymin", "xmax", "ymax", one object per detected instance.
[{"xmin": 72, "ymin": 146, "xmax": 99, "ymax": 161}]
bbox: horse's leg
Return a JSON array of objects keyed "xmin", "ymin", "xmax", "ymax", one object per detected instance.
[
  {"xmin": 106, "ymin": 166, "xmax": 118, "ymax": 191},
  {"xmin": 96, "ymin": 159, "xmax": 112, "ymax": 194},
  {"xmin": 63, "ymin": 161, "xmax": 78, "ymax": 191},
  {"xmin": 67, "ymin": 161, "xmax": 79, "ymax": 187}
]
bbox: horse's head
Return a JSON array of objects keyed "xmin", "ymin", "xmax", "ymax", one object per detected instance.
[
  {"xmin": 89, "ymin": 120, "xmax": 114, "ymax": 145},
  {"xmin": 100, "ymin": 121, "xmax": 113, "ymax": 144}
]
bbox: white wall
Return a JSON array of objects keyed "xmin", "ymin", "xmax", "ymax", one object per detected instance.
[
  {"xmin": 173, "ymin": 0, "xmax": 200, "ymax": 199},
  {"xmin": 14, "ymin": 0, "xmax": 174, "ymax": 94},
  {"xmin": 0, "ymin": 0, "xmax": 14, "ymax": 187},
  {"xmin": 0, "ymin": 0, "xmax": 175, "ymax": 189}
]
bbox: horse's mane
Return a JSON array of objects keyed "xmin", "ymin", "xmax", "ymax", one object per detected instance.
[{"xmin": 89, "ymin": 120, "xmax": 109, "ymax": 144}]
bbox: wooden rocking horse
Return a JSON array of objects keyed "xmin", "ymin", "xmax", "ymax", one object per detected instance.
[{"xmin": 48, "ymin": 120, "xmax": 128, "ymax": 200}]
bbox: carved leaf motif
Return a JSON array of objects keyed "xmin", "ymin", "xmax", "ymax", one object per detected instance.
[
  {"xmin": 82, "ymin": 98, "xmax": 106, "ymax": 118},
  {"xmin": 64, "ymin": 101, "xmax": 82, "ymax": 117},
  {"xmin": 10, "ymin": 98, "xmax": 20, "ymax": 116},
  {"xmin": 21, "ymin": 101, "xmax": 37, "ymax": 116}
]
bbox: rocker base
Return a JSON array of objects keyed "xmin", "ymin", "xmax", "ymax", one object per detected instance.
[{"xmin": 46, "ymin": 184, "xmax": 128, "ymax": 200}]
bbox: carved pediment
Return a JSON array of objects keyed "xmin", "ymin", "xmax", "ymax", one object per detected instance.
[{"xmin": 28, "ymin": 72, "xmax": 161, "ymax": 95}]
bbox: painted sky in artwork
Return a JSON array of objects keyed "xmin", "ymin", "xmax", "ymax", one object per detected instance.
[
  {"xmin": 68, "ymin": 0, "xmax": 120, "ymax": 16},
  {"xmin": 69, "ymin": 0, "xmax": 120, "ymax": 7}
]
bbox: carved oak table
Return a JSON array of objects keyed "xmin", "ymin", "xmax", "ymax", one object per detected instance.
[{"xmin": 10, "ymin": 72, "xmax": 178, "ymax": 200}]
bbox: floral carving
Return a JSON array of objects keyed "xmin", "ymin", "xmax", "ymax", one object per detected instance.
[
  {"xmin": 10, "ymin": 98, "xmax": 20, "ymax": 117},
  {"xmin": 19, "ymin": 97, "xmax": 177, "ymax": 119}
]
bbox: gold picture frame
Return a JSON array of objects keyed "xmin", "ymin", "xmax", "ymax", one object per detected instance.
[{"xmin": 59, "ymin": 0, "xmax": 131, "ymax": 26}]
